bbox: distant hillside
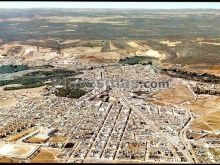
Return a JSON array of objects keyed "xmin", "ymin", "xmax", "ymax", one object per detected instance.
[{"xmin": 0, "ymin": 9, "xmax": 220, "ymax": 42}]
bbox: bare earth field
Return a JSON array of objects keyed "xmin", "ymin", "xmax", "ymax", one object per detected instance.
[
  {"xmin": 29, "ymin": 148, "xmax": 61, "ymax": 163},
  {"xmin": 185, "ymin": 96, "xmax": 220, "ymax": 132},
  {"xmin": 0, "ymin": 156, "xmax": 20, "ymax": 163},
  {"xmin": 151, "ymin": 84, "xmax": 195, "ymax": 105}
]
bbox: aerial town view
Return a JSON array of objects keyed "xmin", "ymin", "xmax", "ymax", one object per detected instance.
[{"xmin": 0, "ymin": 1, "xmax": 220, "ymax": 163}]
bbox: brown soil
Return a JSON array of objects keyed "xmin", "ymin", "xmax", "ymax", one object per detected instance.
[
  {"xmin": 153, "ymin": 85, "xmax": 195, "ymax": 105},
  {"xmin": 30, "ymin": 148, "xmax": 60, "ymax": 163}
]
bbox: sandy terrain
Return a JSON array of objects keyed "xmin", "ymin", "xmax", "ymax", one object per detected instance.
[
  {"xmin": 152, "ymin": 85, "xmax": 195, "ymax": 105},
  {"xmin": 30, "ymin": 148, "xmax": 61, "ymax": 163},
  {"xmin": 185, "ymin": 96, "xmax": 220, "ymax": 132},
  {"xmin": 79, "ymin": 52, "xmax": 121, "ymax": 63},
  {"xmin": 0, "ymin": 86, "xmax": 44, "ymax": 99},
  {"xmin": 185, "ymin": 96, "xmax": 220, "ymax": 115},
  {"xmin": 0, "ymin": 156, "xmax": 19, "ymax": 163},
  {"xmin": 160, "ymin": 40, "xmax": 182, "ymax": 47},
  {"xmin": 142, "ymin": 49, "xmax": 166, "ymax": 60},
  {"xmin": 199, "ymin": 41, "xmax": 220, "ymax": 46},
  {"xmin": 0, "ymin": 96, "xmax": 17, "ymax": 109},
  {"xmin": 0, "ymin": 86, "xmax": 45, "ymax": 109},
  {"xmin": 24, "ymin": 51, "xmax": 58, "ymax": 62},
  {"xmin": 191, "ymin": 113, "xmax": 220, "ymax": 132},
  {"xmin": 127, "ymin": 41, "xmax": 141, "ymax": 48},
  {"xmin": 0, "ymin": 44, "xmax": 23, "ymax": 56}
]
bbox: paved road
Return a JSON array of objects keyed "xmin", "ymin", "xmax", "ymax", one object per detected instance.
[
  {"xmin": 179, "ymin": 106, "xmax": 200, "ymax": 163},
  {"xmin": 118, "ymin": 90, "xmax": 195, "ymax": 163}
]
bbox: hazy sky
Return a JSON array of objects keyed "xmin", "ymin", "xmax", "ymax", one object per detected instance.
[{"xmin": 0, "ymin": 2, "xmax": 220, "ymax": 9}]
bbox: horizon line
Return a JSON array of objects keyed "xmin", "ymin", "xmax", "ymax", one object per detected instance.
[
  {"xmin": 0, "ymin": 8, "xmax": 220, "ymax": 10},
  {"xmin": 0, "ymin": 2, "xmax": 220, "ymax": 9}
]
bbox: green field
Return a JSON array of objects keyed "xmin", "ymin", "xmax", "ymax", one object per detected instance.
[
  {"xmin": 0, "ymin": 69, "xmax": 77, "ymax": 90},
  {"xmin": 0, "ymin": 65, "xmax": 28, "ymax": 74}
]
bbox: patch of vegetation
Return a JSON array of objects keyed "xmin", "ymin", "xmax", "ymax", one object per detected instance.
[
  {"xmin": 0, "ymin": 69, "xmax": 77, "ymax": 90},
  {"xmin": 172, "ymin": 41, "xmax": 220, "ymax": 65},
  {"xmin": 0, "ymin": 65, "xmax": 28, "ymax": 74},
  {"xmin": 29, "ymin": 65, "xmax": 55, "ymax": 70},
  {"xmin": 119, "ymin": 56, "xmax": 157, "ymax": 65},
  {"xmin": 55, "ymin": 87, "xmax": 87, "ymax": 99},
  {"xmin": 161, "ymin": 68, "xmax": 220, "ymax": 83}
]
